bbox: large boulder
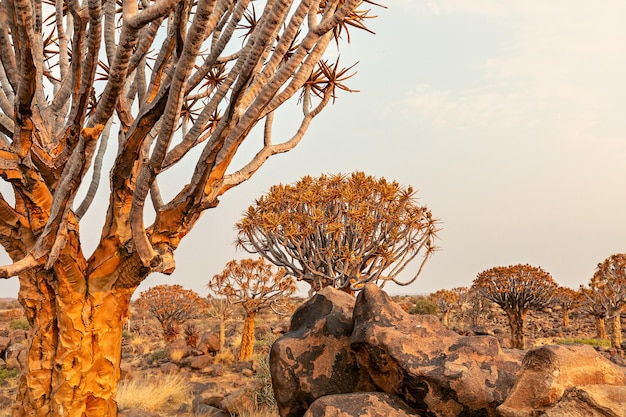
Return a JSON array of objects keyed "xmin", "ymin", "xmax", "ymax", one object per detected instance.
[
  {"xmin": 541, "ymin": 385, "xmax": 626, "ymax": 417},
  {"xmin": 270, "ymin": 287, "xmax": 376, "ymax": 417},
  {"xmin": 497, "ymin": 344, "xmax": 626, "ymax": 417},
  {"xmin": 302, "ymin": 392, "xmax": 421, "ymax": 417},
  {"xmin": 350, "ymin": 283, "xmax": 523, "ymax": 417}
]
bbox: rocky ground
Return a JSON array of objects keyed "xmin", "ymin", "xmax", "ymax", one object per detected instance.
[{"xmin": 0, "ymin": 293, "xmax": 623, "ymax": 417}]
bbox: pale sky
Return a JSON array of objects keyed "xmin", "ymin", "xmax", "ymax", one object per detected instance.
[{"xmin": 1, "ymin": 0, "xmax": 626, "ymax": 298}]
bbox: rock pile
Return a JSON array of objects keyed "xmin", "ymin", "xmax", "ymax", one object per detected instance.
[{"xmin": 271, "ymin": 284, "xmax": 626, "ymax": 417}]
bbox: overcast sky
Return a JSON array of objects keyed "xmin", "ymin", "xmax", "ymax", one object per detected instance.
[{"xmin": 1, "ymin": 0, "xmax": 626, "ymax": 299}]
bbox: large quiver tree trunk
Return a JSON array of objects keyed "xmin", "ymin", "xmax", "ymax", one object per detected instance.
[{"xmin": 12, "ymin": 244, "xmax": 148, "ymax": 417}]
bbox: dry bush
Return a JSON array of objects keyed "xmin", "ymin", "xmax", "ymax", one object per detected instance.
[
  {"xmin": 115, "ymin": 373, "xmax": 191, "ymax": 413},
  {"xmin": 129, "ymin": 335, "xmax": 152, "ymax": 355},
  {"xmin": 214, "ymin": 349, "xmax": 236, "ymax": 366}
]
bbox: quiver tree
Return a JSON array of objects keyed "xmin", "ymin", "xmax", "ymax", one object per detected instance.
[
  {"xmin": 0, "ymin": 0, "xmax": 381, "ymax": 413},
  {"xmin": 581, "ymin": 254, "xmax": 626, "ymax": 348},
  {"xmin": 207, "ymin": 258, "xmax": 296, "ymax": 361},
  {"xmin": 236, "ymin": 171, "xmax": 439, "ymax": 293},
  {"xmin": 472, "ymin": 264, "xmax": 557, "ymax": 349},
  {"xmin": 580, "ymin": 286, "xmax": 609, "ymax": 340},
  {"xmin": 429, "ymin": 288, "xmax": 458, "ymax": 327},
  {"xmin": 206, "ymin": 295, "xmax": 235, "ymax": 350},
  {"xmin": 136, "ymin": 284, "xmax": 205, "ymax": 342},
  {"xmin": 552, "ymin": 286, "xmax": 583, "ymax": 328}
]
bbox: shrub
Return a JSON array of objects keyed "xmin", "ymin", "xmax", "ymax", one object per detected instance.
[
  {"xmin": 214, "ymin": 349, "xmax": 236, "ymax": 366},
  {"xmin": 409, "ymin": 298, "xmax": 438, "ymax": 315},
  {"xmin": 0, "ymin": 369, "xmax": 19, "ymax": 381},
  {"xmin": 149, "ymin": 349, "xmax": 166, "ymax": 363},
  {"xmin": 184, "ymin": 322, "xmax": 200, "ymax": 348},
  {"xmin": 555, "ymin": 338, "xmax": 611, "ymax": 348},
  {"xmin": 9, "ymin": 318, "xmax": 29, "ymax": 331}
]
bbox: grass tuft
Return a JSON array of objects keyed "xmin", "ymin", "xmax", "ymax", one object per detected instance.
[{"xmin": 115, "ymin": 373, "xmax": 191, "ymax": 412}]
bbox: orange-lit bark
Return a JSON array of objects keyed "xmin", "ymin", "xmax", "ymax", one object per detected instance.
[
  {"xmin": 12, "ymin": 237, "xmax": 145, "ymax": 417},
  {"xmin": 237, "ymin": 312, "xmax": 256, "ymax": 362}
]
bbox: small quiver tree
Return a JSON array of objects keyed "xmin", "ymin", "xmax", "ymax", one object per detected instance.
[
  {"xmin": 581, "ymin": 254, "xmax": 626, "ymax": 349},
  {"xmin": 472, "ymin": 264, "xmax": 557, "ymax": 349},
  {"xmin": 206, "ymin": 295, "xmax": 235, "ymax": 350},
  {"xmin": 136, "ymin": 285, "xmax": 206, "ymax": 343},
  {"xmin": 236, "ymin": 172, "xmax": 439, "ymax": 294},
  {"xmin": 429, "ymin": 289, "xmax": 459, "ymax": 328},
  {"xmin": 552, "ymin": 286, "xmax": 583, "ymax": 328},
  {"xmin": 207, "ymin": 258, "xmax": 296, "ymax": 361}
]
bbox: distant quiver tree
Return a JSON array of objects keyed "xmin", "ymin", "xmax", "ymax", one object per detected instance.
[
  {"xmin": 472, "ymin": 264, "xmax": 557, "ymax": 349},
  {"xmin": 0, "ymin": 0, "xmax": 382, "ymax": 414},
  {"xmin": 581, "ymin": 253, "xmax": 626, "ymax": 348},
  {"xmin": 236, "ymin": 172, "xmax": 439, "ymax": 293},
  {"xmin": 136, "ymin": 284, "xmax": 205, "ymax": 342},
  {"xmin": 429, "ymin": 288, "xmax": 458, "ymax": 327},
  {"xmin": 207, "ymin": 258, "xmax": 296, "ymax": 361}
]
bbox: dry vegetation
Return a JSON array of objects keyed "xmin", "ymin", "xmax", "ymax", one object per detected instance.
[{"xmin": 0, "ymin": 293, "xmax": 623, "ymax": 416}]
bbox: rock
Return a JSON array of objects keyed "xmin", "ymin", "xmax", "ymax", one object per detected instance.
[
  {"xmin": 350, "ymin": 283, "xmax": 522, "ymax": 417},
  {"xmin": 5, "ymin": 343, "xmax": 26, "ymax": 370},
  {"xmin": 270, "ymin": 286, "xmax": 376, "ymax": 417},
  {"xmin": 303, "ymin": 392, "xmax": 420, "ymax": 417},
  {"xmin": 198, "ymin": 332, "xmax": 221, "ymax": 355},
  {"xmin": 219, "ymin": 387, "xmax": 255, "ymax": 415},
  {"xmin": 497, "ymin": 344, "xmax": 626, "ymax": 417},
  {"xmin": 0, "ymin": 336, "xmax": 10, "ymax": 355},
  {"xmin": 159, "ymin": 361, "xmax": 179, "ymax": 374},
  {"xmin": 189, "ymin": 354, "xmax": 214, "ymax": 370},
  {"xmin": 271, "ymin": 318, "xmax": 290, "ymax": 335},
  {"xmin": 195, "ymin": 392, "xmax": 224, "ymax": 408},
  {"xmin": 0, "ymin": 393, "xmax": 12, "ymax": 409},
  {"xmin": 542, "ymin": 385, "xmax": 626, "ymax": 417},
  {"xmin": 235, "ymin": 360, "xmax": 254, "ymax": 373},
  {"xmin": 120, "ymin": 362, "xmax": 134, "ymax": 380},
  {"xmin": 206, "ymin": 364, "xmax": 225, "ymax": 377},
  {"xmin": 166, "ymin": 338, "xmax": 191, "ymax": 362},
  {"xmin": 192, "ymin": 396, "xmax": 229, "ymax": 416}
]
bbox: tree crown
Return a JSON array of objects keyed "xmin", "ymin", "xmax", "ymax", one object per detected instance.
[
  {"xmin": 236, "ymin": 171, "xmax": 439, "ymax": 292},
  {"xmin": 136, "ymin": 284, "xmax": 206, "ymax": 326},
  {"xmin": 472, "ymin": 264, "xmax": 557, "ymax": 314},
  {"xmin": 207, "ymin": 257, "xmax": 296, "ymax": 314}
]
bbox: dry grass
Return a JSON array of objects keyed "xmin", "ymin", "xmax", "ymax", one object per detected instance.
[
  {"xmin": 214, "ymin": 348, "xmax": 236, "ymax": 366},
  {"xmin": 231, "ymin": 401, "xmax": 279, "ymax": 417},
  {"xmin": 115, "ymin": 373, "xmax": 191, "ymax": 413},
  {"xmin": 129, "ymin": 335, "xmax": 152, "ymax": 355}
]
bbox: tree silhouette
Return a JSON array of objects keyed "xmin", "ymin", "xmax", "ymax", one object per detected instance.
[
  {"xmin": 581, "ymin": 254, "xmax": 626, "ymax": 348},
  {"xmin": 472, "ymin": 264, "xmax": 557, "ymax": 349},
  {"xmin": 236, "ymin": 171, "xmax": 439, "ymax": 293},
  {"xmin": 136, "ymin": 284, "xmax": 206, "ymax": 342},
  {"xmin": 207, "ymin": 258, "xmax": 296, "ymax": 361},
  {"xmin": 429, "ymin": 289, "xmax": 458, "ymax": 327},
  {"xmin": 0, "ymin": 0, "xmax": 381, "ymax": 413}
]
